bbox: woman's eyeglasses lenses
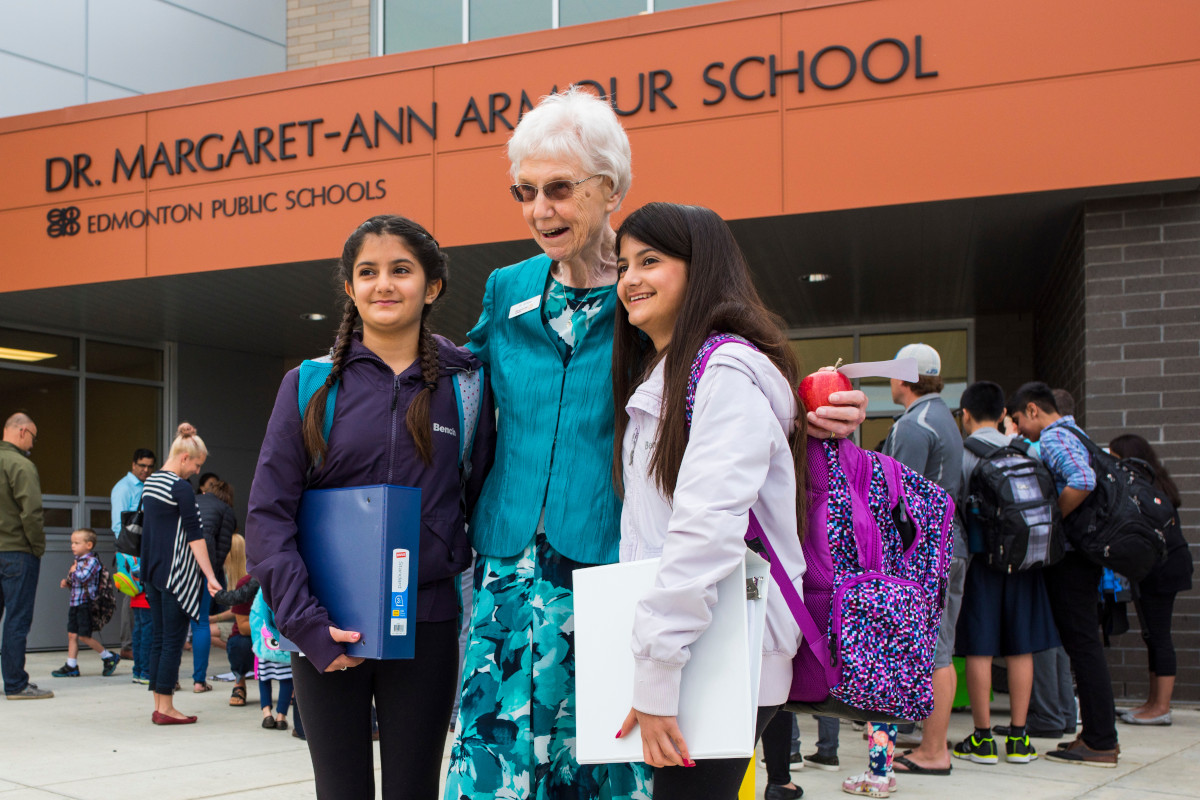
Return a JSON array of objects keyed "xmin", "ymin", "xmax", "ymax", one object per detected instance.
[{"xmin": 509, "ymin": 180, "xmax": 578, "ymax": 203}]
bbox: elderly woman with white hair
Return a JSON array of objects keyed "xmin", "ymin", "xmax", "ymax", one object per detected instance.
[{"xmin": 444, "ymin": 87, "xmax": 652, "ymax": 799}]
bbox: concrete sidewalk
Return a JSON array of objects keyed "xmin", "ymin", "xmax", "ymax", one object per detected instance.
[{"xmin": 3, "ymin": 650, "xmax": 1197, "ymax": 799}]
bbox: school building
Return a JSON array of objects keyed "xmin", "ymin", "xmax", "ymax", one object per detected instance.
[{"xmin": 0, "ymin": 0, "xmax": 1197, "ymax": 698}]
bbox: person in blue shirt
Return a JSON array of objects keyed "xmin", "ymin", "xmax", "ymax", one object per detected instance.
[
  {"xmin": 110, "ymin": 448, "xmax": 155, "ymax": 662},
  {"xmin": 1009, "ymin": 381, "xmax": 1118, "ymax": 767}
]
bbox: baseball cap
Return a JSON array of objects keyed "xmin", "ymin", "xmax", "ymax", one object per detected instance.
[{"xmin": 895, "ymin": 343, "xmax": 941, "ymax": 376}]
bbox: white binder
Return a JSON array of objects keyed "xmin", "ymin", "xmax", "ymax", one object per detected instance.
[{"xmin": 573, "ymin": 550, "xmax": 771, "ymax": 764}]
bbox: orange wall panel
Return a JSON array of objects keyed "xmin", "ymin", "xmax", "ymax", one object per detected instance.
[
  {"xmin": 782, "ymin": 61, "xmax": 1200, "ymax": 214},
  {"xmin": 0, "ymin": 116, "xmax": 148, "ymax": 211},
  {"xmin": 145, "ymin": 158, "xmax": 434, "ymax": 276},
  {"xmin": 626, "ymin": 114, "xmax": 784, "ymax": 220},
  {"xmin": 433, "ymin": 146, "xmax": 531, "ymax": 247},
  {"xmin": 2, "ymin": 193, "xmax": 148, "ymax": 291}
]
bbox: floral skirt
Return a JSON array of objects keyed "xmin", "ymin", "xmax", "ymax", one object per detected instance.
[{"xmin": 444, "ymin": 529, "xmax": 652, "ymax": 800}]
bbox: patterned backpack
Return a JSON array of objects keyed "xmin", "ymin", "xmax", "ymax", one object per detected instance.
[
  {"xmin": 686, "ymin": 334, "xmax": 955, "ymax": 723},
  {"xmin": 90, "ymin": 562, "xmax": 117, "ymax": 632}
]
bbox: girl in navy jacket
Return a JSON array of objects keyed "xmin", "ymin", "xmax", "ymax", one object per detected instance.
[{"xmin": 246, "ymin": 215, "xmax": 495, "ymax": 800}]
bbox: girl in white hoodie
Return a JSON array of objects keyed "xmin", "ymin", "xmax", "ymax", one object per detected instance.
[{"xmin": 611, "ymin": 202, "xmax": 866, "ymax": 799}]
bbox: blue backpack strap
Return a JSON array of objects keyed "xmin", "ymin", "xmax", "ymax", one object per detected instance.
[
  {"xmin": 298, "ymin": 356, "xmax": 337, "ymax": 441},
  {"xmin": 452, "ymin": 367, "xmax": 484, "ymax": 478}
]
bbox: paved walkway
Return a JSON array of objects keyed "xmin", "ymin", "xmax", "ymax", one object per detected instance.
[{"xmin": 2, "ymin": 650, "xmax": 1196, "ymax": 799}]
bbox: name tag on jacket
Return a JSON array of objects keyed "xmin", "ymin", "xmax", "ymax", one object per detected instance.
[{"xmin": 508, "ymin": 295, "xmax": 541, "ymax": 318}]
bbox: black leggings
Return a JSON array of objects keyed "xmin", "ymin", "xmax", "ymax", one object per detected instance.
[
  {"xmin": 291, "ymin": 619, "xmax": 459, "ymax": 800},
  {"xmin": 653, "ymin": 705, "xmax": 780, "ymax": 800},
  {"xmin": 1138, "ymin": 591, "xmax": 1179, "ymax": 677}
]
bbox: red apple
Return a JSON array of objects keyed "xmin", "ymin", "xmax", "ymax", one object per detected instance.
[{"xmin": 798, "ymin": 359, "xmax": 852, "ymax": 414}]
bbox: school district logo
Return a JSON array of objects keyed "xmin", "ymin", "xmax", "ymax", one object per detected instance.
[{"xmin": 47, "ymin": 207, "xmax": 81, "ymax": 237}]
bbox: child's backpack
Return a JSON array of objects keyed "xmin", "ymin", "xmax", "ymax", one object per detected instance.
[
  {"xmin": 1060, "ymin": 427, "xmax": 1172, "ymax": 582},
  {"xmin": 685, "ymin": 334, "xmax": 955, "ymax": 723},
  {"xmin": 963, "ymin": 437, "xmax": 1064, "ymax": 573},
  {"xmin": 90, "ymin": 562, "xmax": 117, "ymax": 632},
  {"xmin": 250, "ymin": 590, "xmax": 291, "ymax": 664}
]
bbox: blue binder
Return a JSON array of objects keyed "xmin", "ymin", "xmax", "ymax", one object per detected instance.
[{"xmin": 279, "ymin": 484, "xmax": 421, "ymax": 660}]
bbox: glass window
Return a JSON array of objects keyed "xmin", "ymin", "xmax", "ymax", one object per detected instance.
[
  {"xmin": 860, "ymin": 417, "xmax": 897, "ymax": 453},
  {"xmin": 43, "ymin": 507, "xmax": 75, "ymax": 530},
  {"xmin": 90, "ymin": 507, "xmax": 112, "ymax": 531},
  {"xmin": 84, "ymin": 380, "xmax": 162, "ymax": 497},
  {"xmin": 384, "ymin": 0, "xmax": 463, "ymax": 53},
  {"xmin": 470, "ymin": 0, "xmax": 552, "ymax": 41},
  {"xmin": 655, "ymin": 0, "xmax": 728, "ymax": 10},
  {"xmin": 0, "ymin": 327, "xmax": 78, "ymax": 371},
  {"xmin": 87, "ymin": 340, "xmax": 163, "ymax": 381},
  {"xmin": 561, "ymin": 0, "xmax": 645, "ymax": 27},
  {"xmin": 789, "ymin": 336, "xmax": 854, "ymax": 375},
  {"xmin": 0, "ymin": 369, "xmax": 77, "ymax": 495},
  {"xmin": 859, "ymin": 330, "xmax": 969, "ymax": 417}
]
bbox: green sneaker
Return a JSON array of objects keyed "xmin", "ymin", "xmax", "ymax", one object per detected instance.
[
  {"xmin": 953, "ymin": 733, "xmax": 999, "ymax": 764},
  {"xmin": 1006, "ymin": 734, "xmax": 1038, "ymax": 764}
]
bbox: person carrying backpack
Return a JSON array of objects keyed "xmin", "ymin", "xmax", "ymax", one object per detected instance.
[
  {"xmin": 950, "ymin": 381, "xmax": 1061, "ymax": 767},
  {"xmin": 246, "ymin": 214, "xmax": 496, "ymax": 800},
  {"xmin": 610, "ymin": 202, "xmax": 867, "ymax": 800},
  {"xmin": 1008, "ymin": 381, "xmax": 1118, "ymax": 767}
]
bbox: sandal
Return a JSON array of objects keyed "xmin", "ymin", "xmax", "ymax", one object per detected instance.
[
  {"xmin": 193, "ymin": 682, "xmax": 213, "ymax": 693},
  {"xmin": 229, "ymin": 686, "xmax": 246, "ymax": 706}
]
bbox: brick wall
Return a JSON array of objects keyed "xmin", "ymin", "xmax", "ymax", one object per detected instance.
[
  {"xmin": 287, "ymin": 0, "xmax": 371, "ymax": 70},
  {"xmin": 976, "ymin": 313, "xmax": 1035, "ymax": 395},
  {"xmin": 1082, "ymin": 189, "xmax": 1200, "ymax": 701},
  {"xmin": 1035, "ymin": 213, "xmax": 1087, "ymax": 420}
]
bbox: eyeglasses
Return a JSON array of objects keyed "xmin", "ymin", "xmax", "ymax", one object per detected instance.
[
  {"xmin": 134, "ymin": 461, "xmax": 154, "ymax": 471},
  {"xmin": 23, "ymin": 427, "xmax": 37, "ymax": 443},
  {"xmin": 509, "ymin": 174, "xmax": 603, "ymax": 203}
]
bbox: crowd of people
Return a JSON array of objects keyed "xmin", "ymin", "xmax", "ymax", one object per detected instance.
[{"xmin": 0, "ymin": 84, "xmax": 1191, "ymax": 800}]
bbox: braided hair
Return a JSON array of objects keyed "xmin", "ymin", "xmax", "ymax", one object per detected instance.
[{"xmin": 302, "ymin": 214, "xmax": 450, "ymax": 468}]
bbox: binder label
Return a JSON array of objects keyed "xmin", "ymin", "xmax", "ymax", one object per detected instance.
[{"xmin": 390, "ymin": 549, "xmax": 410, "ymax": 637}]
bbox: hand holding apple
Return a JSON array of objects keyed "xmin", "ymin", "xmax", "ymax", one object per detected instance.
[{"xmin": 801, "ymin": 360, "xmax": 868, "ymax": 439}]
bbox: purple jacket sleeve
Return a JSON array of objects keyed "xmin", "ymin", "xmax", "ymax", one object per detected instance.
[{"xmin": 245, "ymin": 369, "xmax": 342, "ymax": 672}]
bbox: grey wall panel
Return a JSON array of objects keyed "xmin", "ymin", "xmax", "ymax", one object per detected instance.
[
  {"xmin": 175, "ymin": 342, "xmax": 290, "ymax": 529},
  {"xmin": 87, "ymin": 78, "xmax": 138, "ymax": 103},
  {"xmin": 0, "ymin": 52, "xmax": 85, "ymax": 117},
  {"xmin": 166, "ymin": 0, "xmax": 286, "ymax": 43},
  {"xmin": 0, "ymin": 0, "xmax": 85, "ymax": 74},
  {"xmin": 88, "ymin": 0, "xmax": 284, "ymax": 95}
]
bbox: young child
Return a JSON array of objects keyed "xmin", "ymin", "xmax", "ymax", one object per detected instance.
[
  {"xmin": 611, "ymin": 202, "xmax": 866, "ymax": 800},
  {"xmin": 114, "ymin": 550, "xmax": 151, "ymax": 684},
  {"xmin": 249, "ymin": 589, "xmax": 292, "ymax": 730},
  {"xmin": 52, "ymin": 528, "xmax": 121, "ymax": 677}
]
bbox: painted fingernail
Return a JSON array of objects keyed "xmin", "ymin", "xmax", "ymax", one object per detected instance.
[
  {"xmin": 615, "ymin": 730, "xmax": 623, "ymax": 739},
  {"xmin": 685, "ymin": 760, "xmax": 696, "ymax": 767}
]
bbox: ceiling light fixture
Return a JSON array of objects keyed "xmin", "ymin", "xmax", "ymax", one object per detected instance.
[
  {"xmin": 799, "ymin": 273, "xmax": 831, "ymax": 283},
  {"xmin": 300, "ymin": 312, "xmax": 327, "ymax": 321},
  {"xmin": 0, "ymin": 347, "xmax": 56, "ymax": 362}
]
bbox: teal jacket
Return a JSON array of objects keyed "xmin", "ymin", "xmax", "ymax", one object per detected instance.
[{"xmin": 466, "ymin": 253, "xmax": 620, "ymax": 565}]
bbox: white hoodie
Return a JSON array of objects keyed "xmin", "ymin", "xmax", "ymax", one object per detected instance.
[{"xmin": 620, "ymin": 342, "xmax": 806, "ymax": 717}]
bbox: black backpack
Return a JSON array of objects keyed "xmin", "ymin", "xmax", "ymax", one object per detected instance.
[
  {"xmin": 1060, "ymin": 427, "xmax": 1172, "ymax": 582},
  {"xmin": 90, "ymin": 563, "xmax": 117, "ymax": 632},
  {"xmin": 964, "ymin": 437, "xmax": 1064, "ymax": 573}
]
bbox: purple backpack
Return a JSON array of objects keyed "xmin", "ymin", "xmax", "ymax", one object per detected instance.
[{"xmin": 687, "ymin": 334, "xmax": 955, "ymax": 723}]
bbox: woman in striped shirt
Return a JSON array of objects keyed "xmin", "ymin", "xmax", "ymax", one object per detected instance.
[{"xmin": 140, "ymin": 422, "xmax": 222, "ymax": 725}]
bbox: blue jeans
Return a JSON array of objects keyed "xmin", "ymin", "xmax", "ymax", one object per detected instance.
[
  {"xmin": 189, "ymin": 588, "xmax": 211, "ymax": 685},
  {"xmin": 131, "ymin": 606, "xmax": 152, "ymax": 680},
  {"xmin": 260, "ymin": 677, "xmax": 293, "ymax": 716},
  {"xmin": 227, "ymin": 633, "xmax": 253, "ymax": 678},
  {"xmin": 0, "ymin": 551, "xmax": 40, "ymax": 695},
  {"xmin": 145, "ymin": 583, "xmax": 190, "ymax": 696},
  {"xmin": 815, "ymin": 715, "xmax": 840, "ymax": 757}
]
